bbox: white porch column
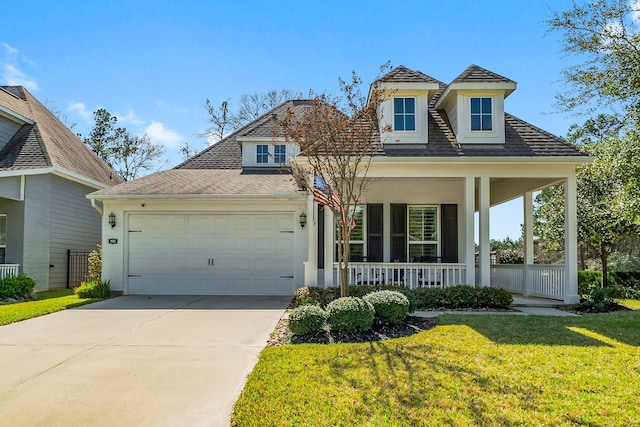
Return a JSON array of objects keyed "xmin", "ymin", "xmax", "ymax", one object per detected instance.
[
  {"xmin": 464, "ymin": 176, "xmax": 476, "ymax": 286},
  {"xmin": 564, "ymin": 175, "xmax": 579, "ymax": 304},
  {"xmin": 478, "ymin": 176, "xmax": 490, "ymax": 287},
  {"xmin": 304, "ymin": 194, "xmax": 318, "ymax": 287},
  {"xmin": 523, "ymin": 191, "xmax": 534, "ymax": 296},
  {"xmin": 323, "ymin": 206, "xmax": 335, "ymax": 288}
]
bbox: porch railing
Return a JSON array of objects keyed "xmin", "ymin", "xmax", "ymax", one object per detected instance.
[
  {"xmin": 491, "ymin": 264, "xmax": 565, "ymax": 300},
  {"xmin": 0, "ymin": 264, "xmax": 20, "ymax": 279},
  {"xmin": 333, "ymin": 262, "xmax": 467, "ymax": 290}
]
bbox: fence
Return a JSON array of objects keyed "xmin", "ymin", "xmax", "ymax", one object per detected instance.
[{"xmin": 67, "ymin": 250, "xmax": 90, "ymax": 288}]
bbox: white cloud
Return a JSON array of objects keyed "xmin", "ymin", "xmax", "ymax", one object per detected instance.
[
  {"xmin": 3, "ymin": 43, "xmax": 18, "ymax": 55},
  {"xmin": 631, "ymin": 0, "xmax": 640, "ymax": 23},
  {"xmin": 3, "ymin": 63, "xmax": 38, "ymax": 90},
  {"xmin": 67, "ymin": 102, "xmax": 93, "ymax": 122},
  {"xmin": 116, "ymin": 108, "xmax": 145, "ymax": 126},
  {"xmin": 144, "ymin": 121, "xmax": 184, "ymax": 148}
]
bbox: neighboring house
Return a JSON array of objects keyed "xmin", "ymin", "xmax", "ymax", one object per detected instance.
[
  {"xmin": 0, "ymin": 86, "xmax": 123, "ymax": 290},
  {"xmin": 89, "ymin": 65, "xmax": 589, "ymax": 303}
]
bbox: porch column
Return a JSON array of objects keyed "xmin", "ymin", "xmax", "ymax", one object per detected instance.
[
  {"xmin": 304, "ymin": 194, "xmax": 317, "ymax": 286},
  {"xmin": 523, "ymin": 191, "xmax": 534, "ymax": 296},
  {"xmin": 464, "ymin": 176, "xmax": 476, "ymax": 286},
  {"xmin": 323, "ymin": 206, "xmax": 335, "ymax": 288},
  {"xmin": 478, "ymin": 176, "xmax": 490, "ymax": 287},
  {"xmin": 564, "ymin": 176, "xmax": 579, "ymax": 304}
]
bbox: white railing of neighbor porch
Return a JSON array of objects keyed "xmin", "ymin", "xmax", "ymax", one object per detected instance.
[
  {"xmin": 0, "ymin": 264, "xmax": 20, "ymax": 279},
  {"xmin": 490, "ymin": 264, "xmax": 565, "ymax": 300},
  {"xmin": 333, "ymin": 262, "xmax": 467, "ymax": 290}
]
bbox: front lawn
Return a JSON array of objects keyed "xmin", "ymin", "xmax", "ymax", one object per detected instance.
[
  {"xmin": 233, "ymin": 310, "xmax": 640, "ymax": 426},
  {"xmin": 0, "ymin": 289, "xmax": 102, "ymax": 326}
]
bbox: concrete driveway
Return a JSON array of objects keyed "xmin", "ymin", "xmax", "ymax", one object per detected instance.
[{"xmin": 0, "ymin": 295, "xmax": 289, "ymax": 427}]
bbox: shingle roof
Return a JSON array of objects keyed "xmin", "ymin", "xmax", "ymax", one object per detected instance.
[
  {"xmin": 89, "ymin": 169, "xmax": 298, "ymax": 197},
  {"xmin": 0, "ymin": 86, "xmax": 123, "ymax": 186},
  {"xmin": 378, "ymin": 65, "xmax": 440, "ymax": 84},
  {"xmin": 451, "ymin": 64, "xmax": 516, "ymax": 84},
  {"xmin": 176, "ymin": 99, "xmax": 313, "ymax": 170}
]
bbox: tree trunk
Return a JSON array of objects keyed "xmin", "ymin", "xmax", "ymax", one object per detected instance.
[{"xmin": 601, "ymin": 243, "xmax": 608, "ymax": 288}]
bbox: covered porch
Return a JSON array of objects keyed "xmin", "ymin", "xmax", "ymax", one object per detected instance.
[{"xmin": 304, "ymin": 161, "xmax": 580, "ymax": 304}]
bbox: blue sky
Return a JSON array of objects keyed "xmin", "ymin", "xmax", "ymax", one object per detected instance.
[{"xmin": 2, "ymin": 0, "xmax": 582, "ymax": 240}]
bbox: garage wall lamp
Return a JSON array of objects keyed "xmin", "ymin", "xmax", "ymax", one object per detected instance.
[
  {"xmin": 299, "ymin": 212, "xmax": 307, "ymax": 229},
  {"xmin": 108, "ymin": 212, "xmax": 116, "ymax": 228}
]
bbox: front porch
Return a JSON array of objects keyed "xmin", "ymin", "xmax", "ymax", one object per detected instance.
[
  {"xmin": 0, "ymin": 264, "xmax": 20, "ymax": 279},
  {"xmin": 332, "ymin": 262, "xmax": 566, "ymax": 300}
]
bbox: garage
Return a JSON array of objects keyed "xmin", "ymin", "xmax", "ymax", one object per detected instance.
[{"xmin": 126, "ymin": 213, "xmax": 295, "ymax": 295}]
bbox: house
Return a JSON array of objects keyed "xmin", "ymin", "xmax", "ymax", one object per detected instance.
[
  {"xmin": 0, "ymin": 86, "xmax": 123, "ymax": 290},
  {"xmin": 89, "ymin": 65, "xmax": 589, "ymax": 303}
]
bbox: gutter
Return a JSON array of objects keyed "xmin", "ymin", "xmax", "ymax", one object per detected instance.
[{"xmin": 90, "ymin": 198, "xmax": 103, "ymax": 215}]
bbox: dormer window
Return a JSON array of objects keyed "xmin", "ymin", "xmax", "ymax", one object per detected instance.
[
  {"xmin": 393, "ymin": 97, "xmax": 415, "ymax": 131},
  {"xmin": 470, "ymin": 97, "xmax": 492, "ymax": 131},
  {"xmin": 273, "ymin": 144, "xmax": 286, "ymax": 163},
  {"xmin": 256, "ymin": 144, "xmax": 269, "ymax": 164}
]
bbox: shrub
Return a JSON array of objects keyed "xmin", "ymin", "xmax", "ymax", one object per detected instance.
[
  {"xmin": 74, "ymin": 280, "xmax": 111, "ymax": 299},
  {"xmin": 0, "ymin": 274, "xmax": 36, "ymax": 300},
  {"xmin": 87, "ymin": 245, "xmax": 102, "ymax": 281},
  {"xmin": 288, "ymin": 305, "xmax": 327, "ymax": 335},
  {"xmin": 414, "ymin": 285, "xmax": 512, "ymax": 310},
  {"xmin": 574, "ymin": 286, "xmax": 617, "ymax": 313},
  {"xmin": 446, "ymin": 285, "xmax": 479, "ymax": 308},
  {"xmin": 363, "ymin": 290, "xmax": 409, "ymax": 325},
  {"xmin": 477, "ymin": 287, "xmax": 513, "ymax": 308},
  {"xmin": 326, "ymin": 297, "xmax": 374, "ymax": 333},
  {"xmin": 414, "ymin": 287, "xmax": 446, "ymax": 309}
]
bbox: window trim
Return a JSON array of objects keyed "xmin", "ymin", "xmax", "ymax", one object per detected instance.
[
  {"xmin": 273, "ymin": 144, "xmax": 286, "ymax": 164},
  {"xmin": 335, "ymin": 205, "xmax": 366, "ymax": 261},
  {"xmin": 393, "ymin": 97, "xmax": 416, "ymax": 131},
  {"xmin": 0, "ymin": 214, "xmax": 6, "ymax": 264},
  {"xmin": 407, "ymin": 205, "xmax": 439, "ymax": 261},
  {"xmin": 256, "ymin": 144, "xmax": 269, "ymax": 164}
]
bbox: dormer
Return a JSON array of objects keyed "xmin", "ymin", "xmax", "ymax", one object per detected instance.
[
  {"xmin": 239, "ymin": 137, "xmax": 300, "ymax": 169},
  {"xmin": 0, "ymin": 101, "xmax": 32, "ymax": 152},
  {"xmin": 375, "ymin": 66, "xmax": 440, "ymax": 146},
  {"xmin": 434, "ymin": 65, "xmax": 516, "ymax": 145}
]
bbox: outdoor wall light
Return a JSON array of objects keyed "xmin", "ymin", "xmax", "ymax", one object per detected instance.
[
  {"xmin": 108, "ymin": 212, "xmax": 116, "ymax": 228},
  {"xmin": 299, "ymin": 212, "xmax": 307, "ymax": 229}
]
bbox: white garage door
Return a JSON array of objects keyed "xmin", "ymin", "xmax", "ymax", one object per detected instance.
[{"xmin": 127, "ymin": 213, "xmax": 295, "ymax": 295}]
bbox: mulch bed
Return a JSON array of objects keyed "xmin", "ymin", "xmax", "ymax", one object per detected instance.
[{"xmin": 267, "ymin": 311, "xmax": 438, "ymax": 346}]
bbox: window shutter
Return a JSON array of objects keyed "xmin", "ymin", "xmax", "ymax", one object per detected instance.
[
  {"xmin": 366, "ymin": 204, "xmax": 383, "ymax": 262},
  {"xmin": 441, "ymin": 204, "xmax": 458, "ymax": 263},
  {"xmin": 390, "ymin": 204, "xmax": 407, "ymax": 262}
]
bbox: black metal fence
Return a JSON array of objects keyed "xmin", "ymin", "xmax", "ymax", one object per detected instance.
[{"xmin": 67, "ymin": 250, "xmax": 90, "ymax": 288}]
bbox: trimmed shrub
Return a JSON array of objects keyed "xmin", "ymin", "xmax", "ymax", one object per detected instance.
[
  {"xmin": 0, "ymin": 274, "xmax": 36, "ymax": 300},
  {"xmin": 326, "ymin": 297, "xmax": 374, "ymax": 333},
  {"xmin": 477, "ymin": 287, "xmax": 513, "ymax": 308},
  {"xmin": 363, "ymin": 290, "xmax": 409, "ymax": 325},
  {"xmin": 414, "ymin": 287, "xmax": 446, "ymax": 309},
  {"xmin": 446, "ymin": 285, "xmax": 478, "ymax": 308},
  {"xmin": 74, "ymin": 280, "xmax": 111, "ymax": 299},
  {"xmin": 414, "ymin": 285, "xmax": 512, "ymax": 310},
  {"xmin": 288, "ymin": 305, "xmax": 327, "ymax": 335}
]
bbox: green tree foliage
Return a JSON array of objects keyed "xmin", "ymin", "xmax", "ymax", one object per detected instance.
[
  {"xmin": 534, "ymin": 117, "xmax": 640, "ymax": 286},
  {"xmin": 82, "ymin": 109, "xmax": 164, "ymax": 181},
  {"xmin": 546, "ymin": 0, "xmax": 640, "ymax": 117}
]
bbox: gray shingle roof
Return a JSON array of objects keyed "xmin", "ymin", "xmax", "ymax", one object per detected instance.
[
  {"xmin": 89, "ymin": 169, "xmax": 298, "ymax": 197},
  {"xmin": 0, "ymin": 86, "xmax": 123, "ymax": 186},
  {"xmin": 378, "ymin": 65, "xmax": 440, "ymax": 84},
  {"xmin": 451, "ymin": 64, "xmax": 516, "ymax": 84}
]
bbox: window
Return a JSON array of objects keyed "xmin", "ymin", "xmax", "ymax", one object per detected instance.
[
  {"xmin": 256, "ymin": 144, "xmax": 269, "ymax": 164},
  {"xmin": 470, "ymin": 97, "xmax": 492, "ymax": 131},
  {"xmin": 335, "ymin": 205, "xmax": 365, "ymax": 261},
  {"xmin": 408, "ymin": 206, "xmax": 438, "ymax": 261},
  {"xmin": 393, "ymin": 97, "xmax": 415, "ymax": 131},
  {"xmin": 0, "ymin": 215, "xmax": 6, "ymax": 264},
  {"xmin": 273, "ymin": 144, "xmax": 286, "ymax": 163}
]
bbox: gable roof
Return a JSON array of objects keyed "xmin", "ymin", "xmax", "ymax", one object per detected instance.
[
  {"xmin": 0, "ymin": 86, "xmax": 123, "ymax": 186},
  {"xmin": 378, "ymin": 65, "xmax": 440, "ymax": 84},
  {"xmin": 451, "ymin": 64, "xmax": 516, "ymax": 84}
]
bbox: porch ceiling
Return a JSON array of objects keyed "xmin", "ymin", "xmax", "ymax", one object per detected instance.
[{"xmin": 483, "ymin": 177, "xmax": 560, "ymax": 209}]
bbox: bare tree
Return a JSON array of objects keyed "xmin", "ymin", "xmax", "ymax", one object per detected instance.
[
  {"xmin": 43, "ymin": 99, "xmax": 77, "ymax": 130},
  {"xmin": 203, "ymin": 98, "xmax": 232, "ymax": 144},
  {"xmin": 280, "ymin": 69, "xmax": 390, "ymax": 297}
]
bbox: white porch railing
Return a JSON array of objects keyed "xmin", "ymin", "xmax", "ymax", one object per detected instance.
[
  {"xmin": 491, "ymin": 264, "xmax": 565, "ymax": 300},
  {"xmin": 0, "ymin": 264, "xmax": 20, "ymax": 279},
  {"xmin": 333, "ymin": 262, "xmax": 467, "ymax": 290}
]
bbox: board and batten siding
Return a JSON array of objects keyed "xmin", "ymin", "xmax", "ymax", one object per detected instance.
[
  {"xmin": 0, "ymin": 116, "xmax": 21, "ymax": 152},
  {"xmin": 48, "ymin": 175, "xmax": 102, "ymax": 288}
]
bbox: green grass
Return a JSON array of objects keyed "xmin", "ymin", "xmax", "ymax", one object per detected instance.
[
  {"xmin": 232, "ymin": 310, "xmax": 640, "ymax": 426},
  {"xmin": 619, "ymin": 298, "xmax": 640, "ymax": 310},
  {"xmin": 0, "ymin": 289, "xmax": 102, "ymax": 326}
]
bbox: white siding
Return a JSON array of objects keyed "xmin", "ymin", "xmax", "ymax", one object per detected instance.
[
  {"xmin": 48, "ymin": 175, "xmax": 102, "ymax": 288},
  {"xmin": 0, "ymin": 116, "xmax": 21, "ymax": 151}
]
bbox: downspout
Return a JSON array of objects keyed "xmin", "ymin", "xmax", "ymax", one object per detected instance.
[
  {"xmin": 19, "ymin": 175, "xmax": 25, "ymax": 201},
  {"xmin": 90, "ymin": 198, "xmax": 103, "ymax": 215}
]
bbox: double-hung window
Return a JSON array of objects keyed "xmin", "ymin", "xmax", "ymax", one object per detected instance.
[
  {"xmin": 273, "ymin": 144, "xmax": 286, "ymax": 164},
  {"xmin": 393, "ymin": 97, "xmax": 416, "ymax": 131},
  {"xmin": 470, "ymin": 97, "xmax": 492, "ymax": 131},
  {"xmin": 0, "ymin": 215, "xmax": 6, "ymax": 264},
  {"xmin": 256, "ymin": 144, "xmax": 269, "ymax": 164},
  {"xmin": 335, "ymin": 205, "xmax": 365, "ymax": 261},
  {"xmin": 408, "ymin": 206, "xmax": 438, "ymax": 261}
]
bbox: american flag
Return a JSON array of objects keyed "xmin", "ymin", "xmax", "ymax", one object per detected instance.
[{"xmin": 314, "ymin": 175, "xmax": 357, "ymax": 229}]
